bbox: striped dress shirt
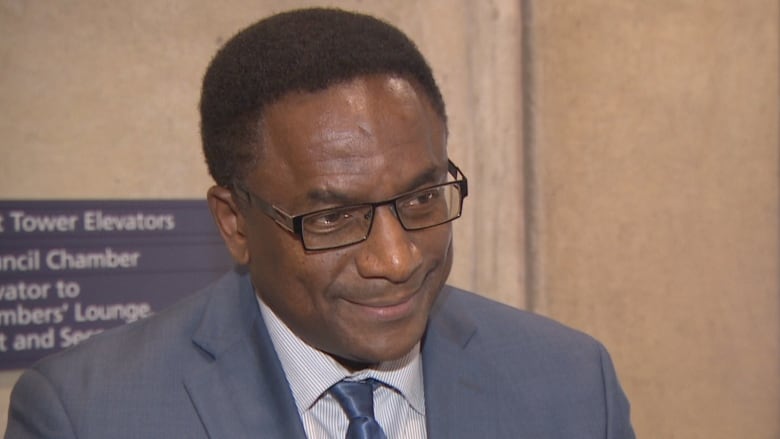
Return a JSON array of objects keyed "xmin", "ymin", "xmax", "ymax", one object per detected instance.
[{"xmin": 258, "ymin": 298, "xmax": 428, "ymax": 438}]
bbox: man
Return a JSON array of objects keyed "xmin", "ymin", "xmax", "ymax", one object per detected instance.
[{"xmin": 5, "ymin": 8, "xmax": 634, "ymax": 438}]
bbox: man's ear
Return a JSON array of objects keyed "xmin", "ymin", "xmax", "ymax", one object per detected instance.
[{"xmin": 207, "ymin": 185, "xmax": 250, "ymax": 265}]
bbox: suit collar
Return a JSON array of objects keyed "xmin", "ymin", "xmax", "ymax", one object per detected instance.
[{"xmin": 184, "ymin": 270, "xmax": 307, "ymax": 438}]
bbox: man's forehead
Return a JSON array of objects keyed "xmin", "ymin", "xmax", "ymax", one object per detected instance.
[
  {"xmin": 263, "ymin": 74, "xmax": 434, "ymax": 120},
  {"xmin": 258, "ymin": 77, "xmax": 444, "ymax": 155}
]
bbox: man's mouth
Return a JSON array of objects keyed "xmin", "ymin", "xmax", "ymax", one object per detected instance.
[{"xmin": 342, "ymin": 289, "xmax": 421, "ymax": 321}]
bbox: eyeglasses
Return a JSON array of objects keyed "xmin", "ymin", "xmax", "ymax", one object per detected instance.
[{"xmin": 235, "ymin": 160, "xmax": 468, "ymax": 251}]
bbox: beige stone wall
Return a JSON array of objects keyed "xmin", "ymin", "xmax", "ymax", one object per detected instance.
[
  {"xmin": 528, "ymin": 1, "xmax": 780, "ymax": 438},
  {"xmin": 1, "ymin": 1, "xmax": 778, "ymax": 438}
]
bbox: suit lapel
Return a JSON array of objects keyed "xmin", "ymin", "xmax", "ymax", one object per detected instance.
[
  {"xmin": 422, "ymin": 286, "xmax": 498, "ymax": 439},
  {"xmin": 183, "ymin": 271, "xmax": 307, "ymax": 439},
  {"xmin": 180, "ymin": 276, "xmax": 497, "ymax": 438}
]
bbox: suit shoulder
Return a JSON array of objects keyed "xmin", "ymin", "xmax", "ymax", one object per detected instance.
[
  {"xmin": 7, "ymin": 271, "xmax": 260, "ymax": 438},
  {"xmin": 28, "ymin": 270, "xmax": 244, "ymax": 382},
  {"xmin": 424, "ymin": 287, "xmax": 635, "ymax": 437},
  {"xmin": 436, "ymin": 286, "xmax": 602, "ymax": 353}
]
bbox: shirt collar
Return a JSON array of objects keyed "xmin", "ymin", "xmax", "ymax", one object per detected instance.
[{"xmin": 257, "ymin": 296, "xmax": 425, "ymax": 415}]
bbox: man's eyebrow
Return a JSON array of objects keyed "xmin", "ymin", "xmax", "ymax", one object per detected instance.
[
  {"xmin": 303, "ymin": 164, "xmax": 446, "ymax": 206},
  {"xmin": 304, "ymin": 189, "xmax": 355, "ymax": 206},
  {"xmin": 399, "ymin": 164, "xmax": 445, "ymax": 193}
]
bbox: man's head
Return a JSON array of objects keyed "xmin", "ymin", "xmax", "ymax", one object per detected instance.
[
  {"xmin": 200, "ymin": 7, "xmax": 447, "ymax": 188},
  {"xmin": 203, "ymin": 8, "xmax": 463, "ymax": 368}
]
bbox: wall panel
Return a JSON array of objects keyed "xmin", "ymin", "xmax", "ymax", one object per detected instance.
[{"xmin": 527, "ymin": 1, "xmax": 779, "ymax": 437}]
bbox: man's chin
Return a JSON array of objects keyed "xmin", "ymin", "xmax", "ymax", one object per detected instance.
[
  {"xmin": 330, "ymin": 354, "xmax": 378, "ymax": 372},
  {"xmin": 327, "ymin": 339, "xmax": 421, "ymax": 372}
]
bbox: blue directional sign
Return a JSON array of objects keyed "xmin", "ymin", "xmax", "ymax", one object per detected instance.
[{"xmin": 0, "ymin": 200, "xmax": 234, "ymax": 370}]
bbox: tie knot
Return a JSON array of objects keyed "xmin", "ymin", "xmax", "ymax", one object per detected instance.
[
  {"xmin": 329, "ymin": 379, "xmax": 377, "ymax": 419},
  {"xmin": 328, "ymin": 379, "xmax": 387, "ymax": 439}
]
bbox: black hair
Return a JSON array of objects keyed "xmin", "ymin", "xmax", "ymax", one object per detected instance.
[{"xmin": 199, "ymin": 7, "xmax": 447, "ymax": 187}]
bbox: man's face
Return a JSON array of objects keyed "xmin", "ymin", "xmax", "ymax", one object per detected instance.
[{"xmin": 242, "ymin": 75, "xmax": 453, "ymax": 366}]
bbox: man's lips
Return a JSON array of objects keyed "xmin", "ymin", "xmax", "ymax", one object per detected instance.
[
  {"xmin": 337, "ymin": 267, "xmax": 434, "ymax": 320},
  {"xmin": 341, "ymin": 290, "xmax": 421, "ymax": 321}
]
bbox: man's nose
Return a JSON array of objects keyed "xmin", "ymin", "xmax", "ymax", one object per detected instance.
[{"xmin": 355, "ymin": 205, "xmax": 423, "ymax": 283}]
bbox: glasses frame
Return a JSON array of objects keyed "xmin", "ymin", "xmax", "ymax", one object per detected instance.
[{"xmin": 235, "ymin": 159, "xmax": 468, "ymax": 251}]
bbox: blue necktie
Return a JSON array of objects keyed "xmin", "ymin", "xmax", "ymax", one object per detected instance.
[{"xmin": 329, "ymin": 379, "xmax": 388, "ymax": 439}]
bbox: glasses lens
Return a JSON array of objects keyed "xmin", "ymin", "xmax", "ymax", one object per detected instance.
[
  {"xmin": 301, "ymin": 205, "xmax": 373, "ymax": 250},
  {"xmin": 396, "ymin": 183, "xmax": 463, "ymax": 230},
  {"xmin": 297, "ymin": 182, "xmax": 464, "ymax": 250}
]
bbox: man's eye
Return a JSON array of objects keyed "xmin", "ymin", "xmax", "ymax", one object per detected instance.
[
  {"xmin": 313, "ymin": 211, "xmax": 351, "ymax": 226},
  {"xmin": 403, "ymin": 188, "xmax": 440, "ymax": 208},
  {"xmin": 304, "ymin": 207, "xmax": 367, "ymax": 235}
]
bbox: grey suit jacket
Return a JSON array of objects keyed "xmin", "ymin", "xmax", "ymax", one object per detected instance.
[{"xmin": 5, "ymin": 270, "xmax": 634, "ymax": 438}]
